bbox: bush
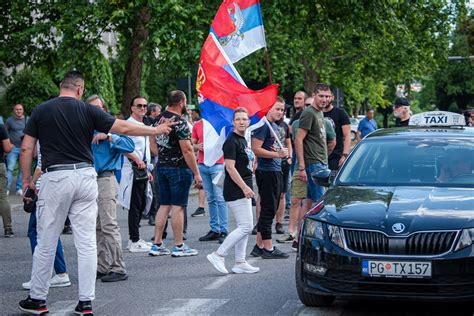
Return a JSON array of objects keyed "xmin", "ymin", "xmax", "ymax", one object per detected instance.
[{"xmin": 2, "ymin": 68, "xmax": 58, "ymax": 116}]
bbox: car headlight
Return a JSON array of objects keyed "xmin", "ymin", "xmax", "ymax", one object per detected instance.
[
  {"xmin": 303, "ymin": 219, "xmax": 324, "ymax": 239},
  {"xmin": 327, "ymin": 224, "xmax": 345, "ymax": 249},
  {"xmin": 455, "ymin": 228, "xmax": 474, "ymax": 251}
]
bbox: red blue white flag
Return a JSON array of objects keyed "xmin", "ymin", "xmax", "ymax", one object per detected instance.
[
  {"xmin": 197, "ymin": 34, "xmax": 278, "ymax": 166},
  {"xmin": 210, "ymin": 0, "xmax": 267, "ymax": 63}
]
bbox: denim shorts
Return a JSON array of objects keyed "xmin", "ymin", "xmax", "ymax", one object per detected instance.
[
  {"xmin": 156, "ymin": 167, "xmax": 193, "ymax": 206},
  {"xmin": 306, "ymin": 162, "xmax": 327, "ymax": 202}
]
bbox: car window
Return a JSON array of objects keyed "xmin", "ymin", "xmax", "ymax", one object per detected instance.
[{"xmin": 337, "ymin": 138, "xmax": 474, "ymax": 187}]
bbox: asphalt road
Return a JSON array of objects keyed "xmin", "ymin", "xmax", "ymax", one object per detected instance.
[{"xmin": 1, "ymin": 193, "xmax": 473, "ymax": 315}]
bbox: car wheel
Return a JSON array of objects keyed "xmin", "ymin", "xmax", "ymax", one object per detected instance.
[
  {"xmin": 350, "ymin": 131, "xmax": 356, "ymax": 141},
  {"xmin": 296, "ymin": 283, "xmax": 336, "ymax": 307}
]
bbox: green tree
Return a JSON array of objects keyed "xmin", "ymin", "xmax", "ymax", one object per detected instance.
[{"xmin": 2, "ymin": 68, "xmax": 58, "ymax": 116}]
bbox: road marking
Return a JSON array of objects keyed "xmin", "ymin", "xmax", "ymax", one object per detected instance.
[
  {"xmin": 49, "ymin": 299, "xmax": 111, "ymax": 315},
  {"xmin": 204, "ymin": 258, "xmax": 259, "ymax": 290},
  {"xmin": 275, "ymin": 300, "xmax": 343, "ymax": 316},
  {"xmin": 153, "ymin": 299, "xmax": 229, "ymax": 315}
]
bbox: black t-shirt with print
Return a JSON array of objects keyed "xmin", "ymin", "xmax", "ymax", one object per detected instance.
[
  {"xmin": 276, "ymin": 120, "xmax": 290, "ymax": 162},
  {"xmin": 24, "ymin": 96, "xmax": 116, "ymax": 170},
  {"xmin": 154, "ymin": 111, "xmax": 191, "ymax": 168},
  {"xmin": 222, "ymin": 132, "xmax": 253, "ymax": 202},
  {"xmin": 323, "ymin": 106, "xmax": 350, "ymax": 157},
  {"xmin": 0, "ymin": 124, "xmax": 9, "ymax": 163}
]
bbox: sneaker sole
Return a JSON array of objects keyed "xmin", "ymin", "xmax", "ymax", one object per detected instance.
[
  {"xmin": 232, "ymin": 267, "xmax": 259, "ymax": 274},
  {"xmin": 129, "ymin": 248, "xmax": 151, "ymax": 253},
  {"xmin": 148, "ymin": 251, "xmax": 170, "ymax": 256},
  {"xmin": 19, "ymin": 306, "xmax": 49, "ymax": 315},
  {"xmin": 206, "ymin": 254, "xmax": 228, "ymax": 274},
  {"xmin": 50, "ymin": 281, "xmax": 71, "ymax": 288},
  {"xmin": 261, "ymin": 254, "xmax": 290, "ymax": 259},
  {"xmin": 276, "ymin": 239, "xmax": 294, "ymax": 243},
  {"xmin": 191, "ymin": 214, "xmax": 205, "ymax": 217},
  {"xmin": 171, "ymin": 252, "xmax": 198, "ymax": 257},
  {"xmin": 74, "ymin": 309, "xmax": 93, "ymax": 315}
]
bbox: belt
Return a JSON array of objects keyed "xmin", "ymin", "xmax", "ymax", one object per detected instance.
[
  {"xmin": 44, "ymin": 162, "xmax": 93, "ymax": 173},
  {"xmin": 97, "ymin": 170, "xmax": 115, "ymax": 178}
]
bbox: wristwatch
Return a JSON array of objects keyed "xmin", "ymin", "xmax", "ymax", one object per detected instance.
[{"xmin": 341, "ymin": 153, "xmax": 349, "ymax": 158}]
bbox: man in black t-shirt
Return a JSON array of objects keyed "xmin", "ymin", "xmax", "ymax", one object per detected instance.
[
  {"xmin": 0, "ymin": 124, "xmax": 13, "ymax": 237},
  {"xmin": 393, "ymin": 97, "xmax": 411, "ymax": 127},
  {"xmin": 19, "ymin": 71, "xmax": 175, "ymax": 315},
  {"xmin": 323, "ymin": 91, "xmax": 351, "ymax": 173},
  {"xmin": 150, "ymin": 90, "xmax": 203, "ymax": 258}
]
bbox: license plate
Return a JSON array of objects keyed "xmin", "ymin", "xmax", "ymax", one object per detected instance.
[{"xmin": 362, "ymin": 260, "xmax": 432, "ymax": 278}]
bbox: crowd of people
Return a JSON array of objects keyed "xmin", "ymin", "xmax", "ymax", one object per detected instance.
[{"xmin": 0, "ymin": 70, "xmax": 419, "ymax": 315}]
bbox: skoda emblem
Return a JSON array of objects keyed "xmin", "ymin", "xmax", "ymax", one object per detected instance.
[{"xmin": 392, "ymin": 223, "xmax": 406, "ymax": 234}]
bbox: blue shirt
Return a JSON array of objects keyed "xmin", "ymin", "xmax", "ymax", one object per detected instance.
[
  {"xmin": 251, "ymin": 122, "xmax": 281, "ymax": 172},
  {"xmin": 92, "ymin": 132, "xmax": 135, "ymax": 173},
  {"xmin": 357, "ymin": 117, "xmax": 377, "ymax": 138}
]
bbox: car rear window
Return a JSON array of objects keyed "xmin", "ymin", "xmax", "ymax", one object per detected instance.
[{"xmin": 337, "ymin": 138, "xmax": 474, "ymax": 187}]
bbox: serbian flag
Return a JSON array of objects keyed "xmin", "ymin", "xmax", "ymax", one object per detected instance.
[
  {"xmin": 210, "ymin": 0, "xmax": 266, "ymax": 63},
  {"xmin": 197, "ymin": 34, "xmax": 278, "ymax": 166}
]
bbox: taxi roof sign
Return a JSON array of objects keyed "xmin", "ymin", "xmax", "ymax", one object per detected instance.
[{"xmin": 409, "ymin": 111, "xmax": 466, "ymax": 127}]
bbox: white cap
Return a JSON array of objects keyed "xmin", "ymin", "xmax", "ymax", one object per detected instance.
[{"xmin": 409, "ymin": 111, "xmax": 466, "ymax": 127}]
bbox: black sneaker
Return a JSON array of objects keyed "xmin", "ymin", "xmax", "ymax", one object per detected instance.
[
  {"xmin": 275, "ymin": 223, "xmax": 285, "ymax": 234},
  {"xmin": 19, "ymin": 296, "xmax": 49, "ymax": 314},
  {"xmin": 101, "ymin": 272, "xmax": 128, "ymax": 282},
  {"xmin": 251, "ymin": 225, "xmax": 258, "ymax": 235},
  {"xmin": 262, "ymin": 247, "xmax": 289, "ymax": 259},
  {"xmin": 4, "ymin": 228, "xmax": 14, "ymax": 238},
  {"xmin": 217, "ymin": 232, "xmax": 227, "ymax": 244},
  {"xmin": 62, "ymin": 225, "xmax": 73, "ymax": 235},
  {"xmin": 96, "ymin": 271, "xmax": 107, "ymax": 280},
  {"xmin": 199, "ymin": 230, "xmax": 220, "ymax": 241},
  {"xmin": 75, "ymin": 300, "xmax": 93, "ymax": 315},
  {"xmin": 148, "ymin": 217, "xmax": 155, "ymax": 226},
  {"xmin": 250, "ymin": 244, "xmax": 264, "ymax": 257},
  {"xmin": 191, "ymin": 207, "xmax": 205, "ymax": 217},
  {"xmin": 291, "ymin": 240, "xmax": 299, "ymax": 251}
]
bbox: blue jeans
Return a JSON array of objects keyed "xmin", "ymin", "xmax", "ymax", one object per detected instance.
[
  {"xmin": 306, "ymin": 162, "xmax": 327, "ymax": 202},
  {"xmin": 198, "ymin": 164, "xmax": 228, "ymax": 234},
  {"xmin": 6, "ymin": 146, "xmax": 22, "ymax": 191},
  {"xmin": 28, "ymin": 209, "xmax": 67, "ymax": 274},
  {"xmin": 157, "ymin": 167, "xmax": 193, "ymax": 206}
]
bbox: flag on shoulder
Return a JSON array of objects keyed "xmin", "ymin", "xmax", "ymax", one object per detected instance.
[{"xmin": 210, "ymin": 0, "xmax": 266, "ymax": 63}]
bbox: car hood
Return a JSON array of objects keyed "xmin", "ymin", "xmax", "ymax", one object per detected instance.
[{"xmin": 315, "ymin": 186, "xmax": 474, "ymax": 235}]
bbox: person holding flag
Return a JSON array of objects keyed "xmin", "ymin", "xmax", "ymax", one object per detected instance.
[{"xmin": 250, "ymin": 97, "xmax": 289, "ymax": 259}]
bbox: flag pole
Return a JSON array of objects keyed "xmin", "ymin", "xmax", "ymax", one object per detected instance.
[{"xmin": 264, "ymin": 47, "xmax": 273, "ymax": 85}]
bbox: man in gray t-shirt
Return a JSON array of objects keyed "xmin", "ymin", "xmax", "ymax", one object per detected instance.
[{"xmin": 5, "ymin": 103, "xmax": 28, "ymax": 194}]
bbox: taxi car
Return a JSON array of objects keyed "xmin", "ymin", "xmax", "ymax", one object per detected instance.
[{"xmin": 296, "ymin": 111, "xmax": 474, "ymax": 306}]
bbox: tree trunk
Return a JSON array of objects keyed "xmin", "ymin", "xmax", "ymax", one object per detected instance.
[
  {"xmin": 303, "ymin": 63, "xmax": 320, "ymax": 94},
  {"xmin": 121, "ymin": 6, "xmax": 151, "ymax": 116}
]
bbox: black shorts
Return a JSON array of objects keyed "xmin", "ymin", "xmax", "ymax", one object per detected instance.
[{"xmin": 281, "ymin": 160, "xmax": 290, "ymax": 193}]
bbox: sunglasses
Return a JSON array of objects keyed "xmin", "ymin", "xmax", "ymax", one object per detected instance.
[
  {"xmin": 305, "ymin": 103, "xmax": 312, "ymax": 106},
  {"xmin": 134, "ymin": 104, "xmax": 148, "ymax": 109}
]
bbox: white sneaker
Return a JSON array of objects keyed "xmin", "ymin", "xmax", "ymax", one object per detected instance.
[
  {"xmin": 22, "ymin": 274, "xmax": 71, "ymax": 290},
  {"xmin": 16, "ymin": 189, "xmax": 23, "ymax": 196},
  {"xmin": 129, "ymin": 240, "xmax": 151, "ymax": 252},
  {"xmin": 207, "ymin": 252, "xmax": 228, "ymax": 274},
  {"xmin": 50, "ymin": 273, "xmax": 71, "ymax": 287},
  {"xmin": 232, "ymin": 261, "xmax": 260, "ymax": 274},
  {"xmin": 138, "ymin": 239, "xmax": 153, "ymax": 247}
]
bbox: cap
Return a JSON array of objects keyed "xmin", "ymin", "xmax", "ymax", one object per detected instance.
[{"xmin": 393, "ymin": 97, "xmax": 410, "ymax": 108}]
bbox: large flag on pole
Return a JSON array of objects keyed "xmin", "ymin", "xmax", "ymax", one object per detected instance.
[
  {"xmin": 197, "ymin": 34, "xmax": 278, "ymax": 166},
  {"xmin": 210, "ymin": 0, "xmax": 266, "ymax": 63}
]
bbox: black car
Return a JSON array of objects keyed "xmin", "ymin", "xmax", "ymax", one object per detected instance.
[{"xmin": 296, "ymin": 111, "xmax": 474, "ymax": 306}]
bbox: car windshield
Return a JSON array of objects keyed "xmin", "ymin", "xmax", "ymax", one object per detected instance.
[{"xmin": 337, "ymin": 137, "xmax": 474, "ymax": 187}]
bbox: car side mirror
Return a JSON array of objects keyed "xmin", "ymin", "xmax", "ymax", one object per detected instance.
[{"xmin": 311, "ymin": 168, "xmax": 332, "ymax": 187}]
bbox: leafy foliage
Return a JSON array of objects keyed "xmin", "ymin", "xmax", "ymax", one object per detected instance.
[{"xmin": 1, "ymin": 68, "xmax": 58, "ymax": 116}]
